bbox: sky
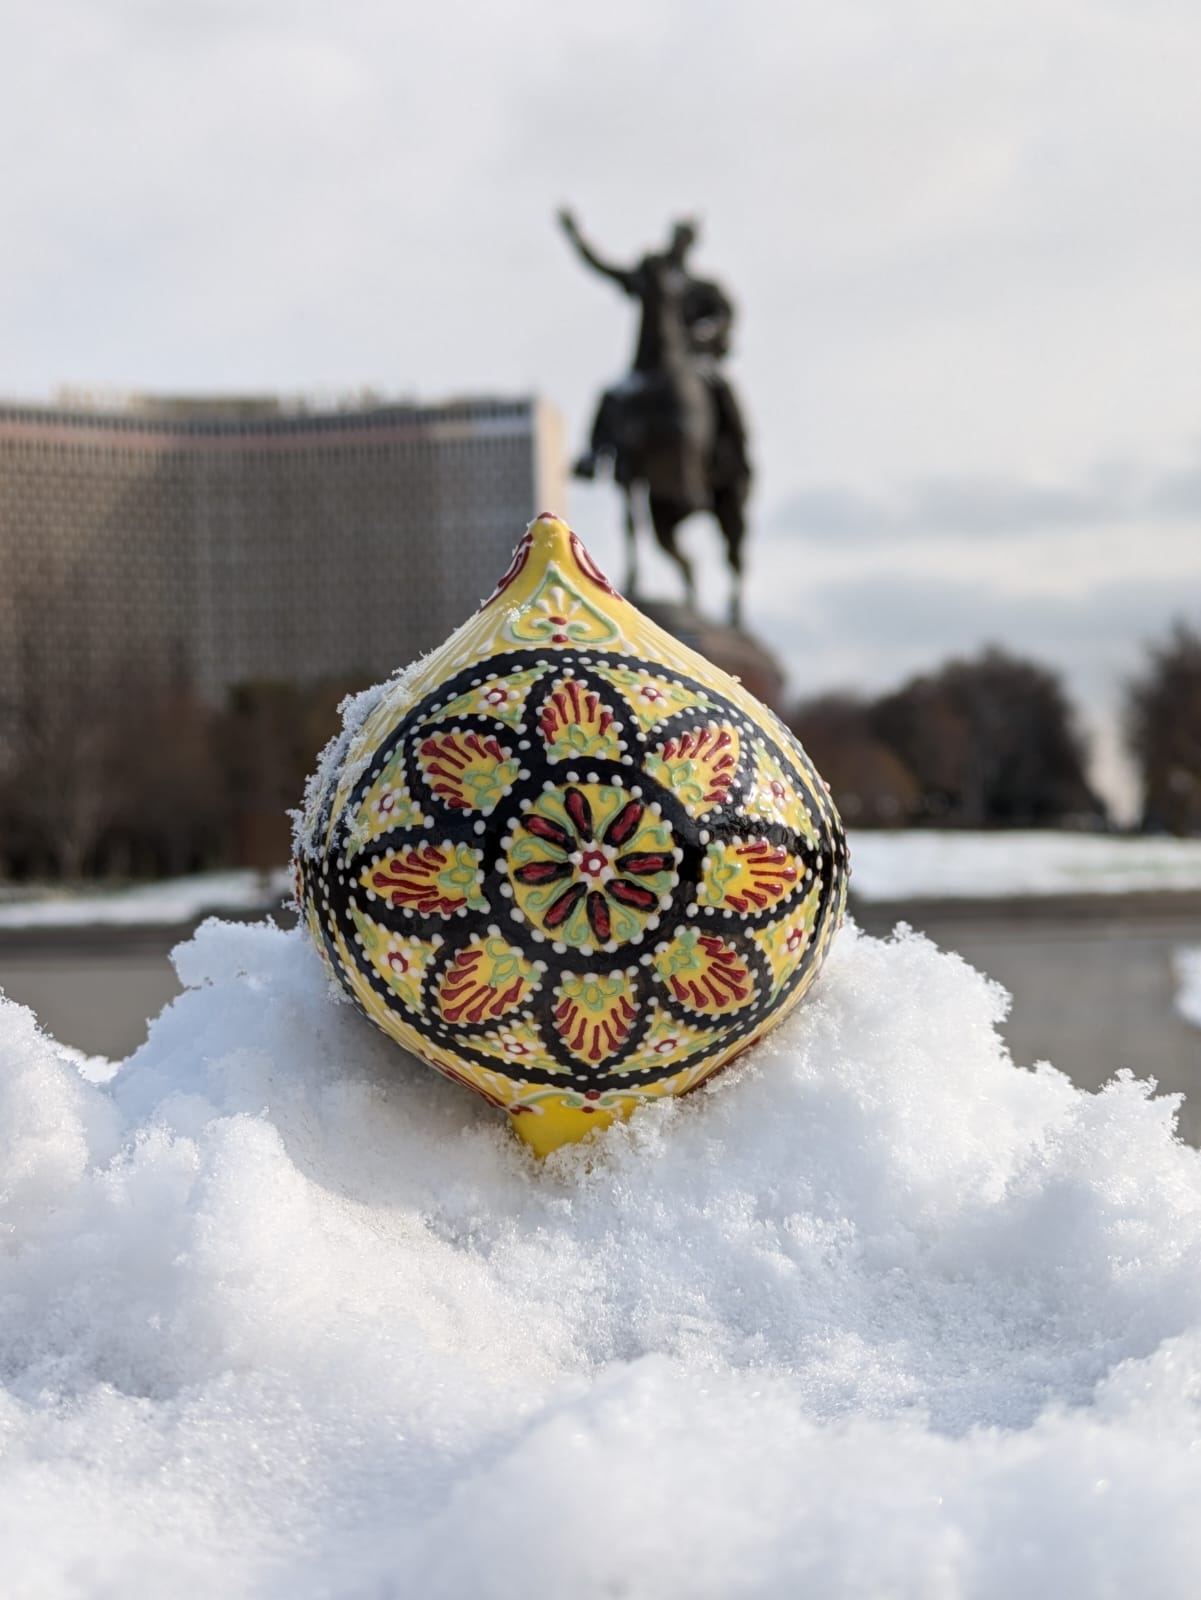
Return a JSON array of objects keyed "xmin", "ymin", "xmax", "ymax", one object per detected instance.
[{"xmin": 4, "ymin": 1, "xmax": 1201, "ymax": 818}]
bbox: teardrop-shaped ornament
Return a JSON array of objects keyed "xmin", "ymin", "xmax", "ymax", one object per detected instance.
[{"xmin": 295, "ymin": 514, "xmax": 849, "ymax": 1155}]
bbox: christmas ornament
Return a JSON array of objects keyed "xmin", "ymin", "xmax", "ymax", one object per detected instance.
[{"xmin": 296, "ymin": 515, "xmax": 848, "ymax": 1155}]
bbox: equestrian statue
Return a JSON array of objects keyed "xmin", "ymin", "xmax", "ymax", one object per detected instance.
[{"xmin": 557, "ymin": 209, "xmax": 752, "ymax": 628}]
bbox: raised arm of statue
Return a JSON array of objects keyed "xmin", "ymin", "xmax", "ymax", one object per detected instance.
[{"xmin": 557, "ymin": 209, "xmax": 636, "ymax": 294}]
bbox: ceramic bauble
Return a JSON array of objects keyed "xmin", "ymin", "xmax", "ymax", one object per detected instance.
[{"xmin": 295, "ymin": 515, "xmax": 848, "ymax": 1155}]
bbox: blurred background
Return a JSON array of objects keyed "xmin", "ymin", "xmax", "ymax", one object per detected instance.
[
  {"xmin": 3, "ymin": 0, "xmax": 1201, "ymax": 881},
  {"xmin": 4, "ymin": 1, "xmax": 1201, "ymax": 1112}
]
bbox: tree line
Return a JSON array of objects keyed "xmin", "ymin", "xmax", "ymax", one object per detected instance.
[
  {"xmin": 789, "ymin": 625, "xmax": 1201, "ymax": 833},
  {"xmin": 0, "ymin": 665, "xmax": 357, "ymax": 882},
  {"xmin": 2, "ymin": 621, "xmax": 1201, "ymax": 881}
]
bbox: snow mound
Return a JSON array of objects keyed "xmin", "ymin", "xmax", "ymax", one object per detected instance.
[{"xmin": 3, "ymin": 918, "xmax": 1201, "ymax": 1597}]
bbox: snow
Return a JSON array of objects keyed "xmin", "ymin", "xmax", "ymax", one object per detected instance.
[
  {"xmin": 1174, "ymin": 947, "xmax": 1201, "ymax": 1030},
  {"xmin": 49, "ymin": 1041, "xmax": 120, "ymax": 1084},
  {"xmin": 850, "ymin": 828, "xmax": 1201, "ymax": 901},
  {"xmin": 4, "ymin": 913, "xmax": 1201, "ymax": 1596},
  {"xmin": 293, "ymin": 672, "xmax": 408, "ymax": 858},
  {"xmin": 0, "ymin": 868, "xmax": 293, "ymax": 928}
]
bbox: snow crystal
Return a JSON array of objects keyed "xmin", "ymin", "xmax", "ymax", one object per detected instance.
[
  {"xmin": 292, "ymin": 664, "xmax": 421, "ymax": 858},
  {"xmin": 3, "ymin": 916, "xmax": 1201, "ymax": 1597}
]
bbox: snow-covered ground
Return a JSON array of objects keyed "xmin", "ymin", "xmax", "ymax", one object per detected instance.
[
  {"xmin": 4, "ymin": 915, "xmax": 1201, "ymax": 1596},
  {"xmin": 0, "ymin": 868, "xmax": 293, "ymax": 928},
  {"xmin": 850, "ymin": 828, "xmax": 1201, "ymax": 900}
]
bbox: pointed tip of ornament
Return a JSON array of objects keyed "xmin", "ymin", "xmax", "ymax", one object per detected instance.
[
  {"xmin": 478, "ymin": 514, "xmax": 623, "ymax": 614},
  {"xmin": 525, "ymin": 512, "xmax": 574, "ymax": 570},
  {"xmin": 527, "ymin": 510, "xmax": 574, "ymax": 552}
]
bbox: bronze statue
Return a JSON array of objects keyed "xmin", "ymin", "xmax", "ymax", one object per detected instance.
[{"xmin": 558, "ymin": 210, "xmax": 752, "ymax": 627}]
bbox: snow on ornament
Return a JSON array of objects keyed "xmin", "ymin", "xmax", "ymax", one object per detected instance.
[{"xmin": 295, "ymin": 514, "xmax": 849, "ymax": 1155}]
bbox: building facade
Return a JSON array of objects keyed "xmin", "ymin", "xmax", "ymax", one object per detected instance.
[{"xmin": 0, "ymin": 394, "xmax": 564, "ymax": 706}]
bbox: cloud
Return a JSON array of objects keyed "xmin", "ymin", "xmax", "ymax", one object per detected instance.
[
  {"xmin": 766, "ymin": 456, "xmax": 1201, "ymax": 544},
  {"xmin": 750, "ymin": 569, "xmax": 1201, "ymax": 820},
  {"xmin": 5, "ymin": 0, "xmax": 1201, "ymax": 503},
  {"xmin": 751, "ymin": 569, "xmax": 1201, "ymax": 715}
]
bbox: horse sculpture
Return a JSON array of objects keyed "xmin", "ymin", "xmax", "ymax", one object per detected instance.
[{"xmin": 559, "ymin": 212, "xmax": 752, "ymax": 628}]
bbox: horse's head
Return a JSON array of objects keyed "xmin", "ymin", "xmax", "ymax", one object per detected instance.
[
  {"xmin": 637, "ymin": 250, "xmax": 685, "ymax": 306},
  {"xmin": 632, "ymin": 252, "xmax": 690, "ymax": 366},
  {"xmin": 668, "ymin": 218, "xmax": 699, "ymax": 261}
]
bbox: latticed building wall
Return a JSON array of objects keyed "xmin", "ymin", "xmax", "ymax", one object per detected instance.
[{"xmin": 0, "ymin": 395, "xmax": 565, "ymax": 710}]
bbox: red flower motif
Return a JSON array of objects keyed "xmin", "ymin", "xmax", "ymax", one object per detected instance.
[
  {"xmin": 651, "ymin": 726, "xmax": 738, "ymax": 810},
  {"xmin": 511, "ymin": 786, "xmax": 673, "ymax": 945},
  {"xmin": 660, "ymin": 933, "xmax": 755, "ymax": 1015},
  {"xmin": 417, "ymin": 730, "xmax": 517, "ymax": 814},
  {"xmin": 368, "ymin": 843, "xmax": 481, "ymax": 917}
]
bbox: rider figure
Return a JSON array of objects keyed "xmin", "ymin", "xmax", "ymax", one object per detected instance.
[{"xmin": 558, "ymin": 210, "xmax": 750, "ymax": 486}]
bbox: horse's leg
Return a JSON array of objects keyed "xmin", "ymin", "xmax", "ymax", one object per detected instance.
[
  {"xmin": 704, "ymin": 371, "xmax": 753, "ymax": 629},
  {"xmin": 650, "ymin": 496, "xmax": 696, "ymax": 611},
  {"xmin": 715, "ymin": 485, "xmax": 747, "ymax": 629},
  {"xmin": 623, "ymin": 487, "xmax": 639, "ymax": 597}
]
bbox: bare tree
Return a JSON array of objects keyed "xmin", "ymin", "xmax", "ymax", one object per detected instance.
[
  {"xmin": 1127, "ymin": 621, "xmax": 1201, "ymax": 835},
  {"xmin": 790, "ymin": 649, "xmax": 1102, "ymax": 830},
  {"xmin": 872, "ymin": 648, "xmax": 1102, "ymax": 828},
  {"xmin": 789, "ymin": 693, "xmax": 921, "ymax": 826},
  {"xmin": 0, "ymin": 561, "xmax": 227, "ymax": 879},
  {"xmin": 0, "ymin": 563, "xmax": 131, "ymax": 877}
]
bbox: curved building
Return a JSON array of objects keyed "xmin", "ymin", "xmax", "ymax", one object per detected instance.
[{"xmin": 0, "ymin": 394, "xmax": 564, "ymax": 704}]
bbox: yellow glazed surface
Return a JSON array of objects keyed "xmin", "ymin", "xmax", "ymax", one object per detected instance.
[{"xmin": 296, "ymin": 515, "xmax": 848, "ymax": 1155}]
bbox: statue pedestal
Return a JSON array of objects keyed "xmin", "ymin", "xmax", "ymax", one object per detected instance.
[{"xmin": 633, "ymin": 597, "xmax": 786, "ymax": 712}]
